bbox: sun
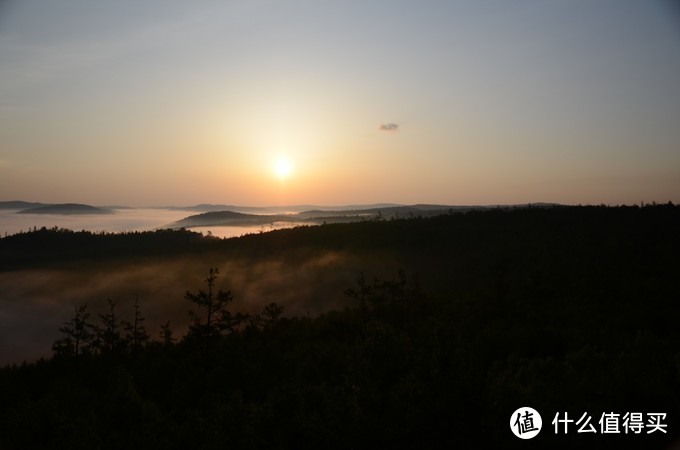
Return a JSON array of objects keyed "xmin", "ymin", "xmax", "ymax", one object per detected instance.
[{"xmin": 273, "ymin": 156, "xmax": 293, "ymax": 180}]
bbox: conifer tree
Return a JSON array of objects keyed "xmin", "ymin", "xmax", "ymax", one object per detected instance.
[
  {"xmin": 160, "ymin": 321, "xmax": 175, "ymax": 346},
  {"xmin": 261, "ymin": 302, "xmax": 284, "ymax": 331},
  {"xmin": 185, "ymin": 268, "xmax": 234, "ymax": 339},
  {"xmin": 98, "ymin": 299, "xmax": 125, "ymax": 354},
  {"xmin": 52, "ymin": 304, "xmax": 95, "ymax": 359},
  {"xmin": 125, "ymin": 298, "xmax": 150, "ymax": 353}
]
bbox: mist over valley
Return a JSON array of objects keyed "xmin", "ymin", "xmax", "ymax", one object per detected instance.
[
  {"xmin": 1, "ymin": 202, "xmax": 676, "ymax": 367},
  {"xmin": 1, "ymin": 200, "xmax": 475, "ymax": 364},
  {"xmin": 0, "ymin": 201, "xmax": 513, "ymax": 239}
]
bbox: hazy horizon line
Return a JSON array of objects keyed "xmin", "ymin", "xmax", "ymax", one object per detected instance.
[{"xmin": 4, "ymin": 199, "xmax": 677, "ymax": 211}]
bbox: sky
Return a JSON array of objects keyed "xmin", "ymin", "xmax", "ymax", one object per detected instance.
[{"xmin": 1, "ymin": 0, "xmax": 679, "ymax": 207}]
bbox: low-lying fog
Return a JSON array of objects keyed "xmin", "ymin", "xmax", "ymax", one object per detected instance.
[
  {"xmin": 0, "ymin": 208, "xmax": 299, "ymax": 239},
  {"xmin": 0, "ymin": 207, "xmax": 382, "ymax": 365},
  {"xmin": 0, "ymin": 249, "xmax": 389, "ymax": 365}
]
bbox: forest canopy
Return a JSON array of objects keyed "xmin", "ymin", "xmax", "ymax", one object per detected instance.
[{"xmin": 0, "ymin": 204, "xmax": 678, "ymax": 449}]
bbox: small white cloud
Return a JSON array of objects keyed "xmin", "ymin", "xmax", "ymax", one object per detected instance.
[{"xmin": 379, "ymin": 123, "xmax": 399, "ymax": 132}]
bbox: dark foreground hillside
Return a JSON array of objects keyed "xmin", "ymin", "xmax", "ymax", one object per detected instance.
[{"xmin": 0, "ymin": 204, "xmax": 679, "ymax": 449}]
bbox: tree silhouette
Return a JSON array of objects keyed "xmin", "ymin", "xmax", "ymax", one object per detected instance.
[
  {"xmin": 52, "ymin": 304, "xmax": 95, "ymax": 359},
  {"xmin": 345, "ymin": 271, "xmax": 371, "ymax": 321},
  {"xmin": 125, "ymin": 298, "xmax": 149, "ymax": 354},
  {"xmin": 160, "ymin": 321, "xmax": 175, "ymax": 346},
  {"xmin": 185, "ymin": 268, "xmax": 234, "ymax": 340},
  {"xmin": 261, "ymin": 302, "xmax": 284, "ymax": 332},
  {"xmin": 98, "ymin": 299, "xmax": 125, "ymax": 354}
]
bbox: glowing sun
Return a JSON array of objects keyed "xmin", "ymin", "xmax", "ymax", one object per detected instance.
[{"xmin": 273, "ymin": 156, "xmax": 293, "ymax": 180}]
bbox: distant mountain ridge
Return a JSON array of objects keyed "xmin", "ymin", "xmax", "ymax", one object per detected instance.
[
  {"xmin": 0, "ymin": 201, "xmax": 50, "ymax": 210},
  {"xmin": 166, "ymin": 204, "xmax": 566, "ymax": 229},
  {"xmin": 168, "ymin": 210, "xmax": 284, "ymax": 228},
  {"xmin": 17, "ymin": 203, "xmax": 113, "ymax": 215},
  {"xmin": 2, "ymin": 200, "xmax": 565, "ymax": 224},
  {"xmin": 160, "ymin": 203, "xmax": 403, "ymax": 214}
]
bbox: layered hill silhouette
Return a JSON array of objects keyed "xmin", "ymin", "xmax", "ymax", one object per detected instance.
[
  {"xmin": 17, "ymin": 203, "xmax": 113, "ymax": 215},
  {"xmin": 166, "ymin": 203, "xmax": 564, "ymax": 229},
  {"xmin": 0, "ymin": 201, "xmax": 49, "ymax": 210}
]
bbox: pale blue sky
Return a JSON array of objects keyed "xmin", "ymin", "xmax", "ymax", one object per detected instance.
[{"xmin": 1, "ymin": 0, "xmax": 679, "ymax": 206}]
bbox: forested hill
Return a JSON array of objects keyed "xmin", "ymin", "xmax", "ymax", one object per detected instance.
[
  {"xmin": 1, "ymin": 203, "xmax": 679, "ymax": 449},
  {"xmin": 1, "ymin": 203, "xmax": 678, "ymax": 273}
]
